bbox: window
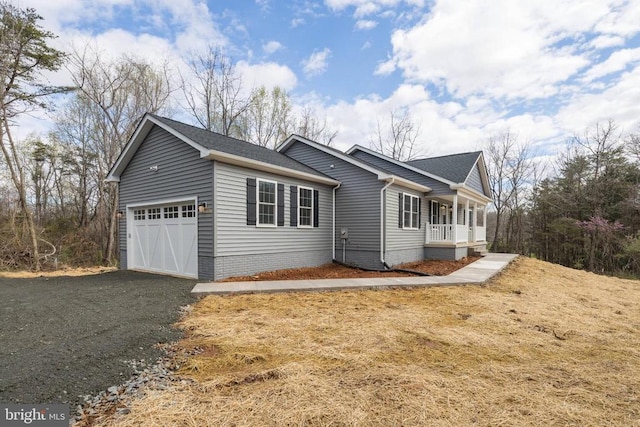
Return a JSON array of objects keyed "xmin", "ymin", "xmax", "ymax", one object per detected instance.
[
  {"xmin": 257, "ymin": 179, "xmax": 276, "ymax": 226},
  {"xmin": 298, "ymin": 186, "xmax": 313, "ymax": 227},
  {"xmin": 402, "ymin": 193, "xmax": 420, "ymax": 229},
  {"xmin": 164, "ymin": 206, "xmax": 179, "ymax": 219},
  {"xmin": 148, "ymin": 207, "xmax": 161, "ymax": 219},
  {"xmin": 182, "ymin": 204, "xmax": 196, "ymax": 218},
  {"xmin": 134, "ymin": 209, "xmax": 145, "ymax": 221}
]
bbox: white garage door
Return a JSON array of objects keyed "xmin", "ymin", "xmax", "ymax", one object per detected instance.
[{"xmin": 129, "ymin": 201, "xmax": 198, "ymax": 278}]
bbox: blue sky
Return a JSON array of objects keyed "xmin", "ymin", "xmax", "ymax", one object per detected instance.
[{"xmin": 19, "ymin": 0, "xmax": 640, "ymax": 158}]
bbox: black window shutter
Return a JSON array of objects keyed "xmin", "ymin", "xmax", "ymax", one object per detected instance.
[
  {"xmin": 313, "ymin": 189, "xmax": 319, "ymax": 228},
  {"xmin": 398, "ymin": 193, "xmax": 404, "ymax": 228},
  {"xmin": 246, "ymin": 178, "xmax": 256, "ymax": 225},
  {"xmin": 277, "ymin": 183, "xmax": 285, "ymax": 226},
  {"xmin": 418, "ymin": 198, "xmax": 422, "ymax": 229},
  {"xmin": 290, "ymin": 186, "xmax": 298, "ymax": 227}
]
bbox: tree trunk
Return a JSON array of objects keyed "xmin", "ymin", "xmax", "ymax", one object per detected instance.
[{"xmin": 104, "ymin": 189, "xmax": 119, "ymax": 266}]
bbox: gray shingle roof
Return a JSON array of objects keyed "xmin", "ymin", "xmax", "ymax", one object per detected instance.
[
  {"xmin": 150, "ymin": 115, "xmax": 330, "ymax": 178},
  {"xmin": 406, "ymin": 152, "xmax": 482, "ymax": 184}
]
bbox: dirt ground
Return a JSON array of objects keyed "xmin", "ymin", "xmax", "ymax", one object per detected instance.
[
  {"xmin": 219, "ymin": 257, "xmax": 479, "ymax": 282},
  {"xmin": 85, "ymin": 257, "xmax": 640, "ymax": 427}
]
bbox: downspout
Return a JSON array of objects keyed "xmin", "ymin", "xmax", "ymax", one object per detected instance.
[
  {"xmin": 332, "ymin": 183, "xmax": 341, "ymax": 260},
  {"xmin": 380, "ymin": 177, "xmax": 395, "ymax": 268}
]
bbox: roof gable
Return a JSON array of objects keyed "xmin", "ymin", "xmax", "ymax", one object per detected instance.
[
  {"xmin": 106, "ymin": 114, "xmax": 338, "ymax": 185},
  {"xmin": 406, "ymin": 152, "xmax": 482, "ymax": 184},
  {"xmin": 346, "ymin": 145, "xmax": 491, "ymax": 200},
  {"xmin": 278, "ymin": 135, "xmax": 431, "ymax": 193}
]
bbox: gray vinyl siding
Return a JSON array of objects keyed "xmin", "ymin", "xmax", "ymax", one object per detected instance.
[
  {"xmin": 385, "ymin": 184, "xmax": 428, "ymax": 251},
  {"xmin": 214, "ymin": 162, "xmax": 333, "ymax": 279},
  {"xmin": 465, "ymin": 162, "xmax": 486, "ymax": 195},
  {"xmin": 118, "ymin": 125, "xmax": 215, "ymax": 280},
  {"xmin": 350, "ymin": 150, "xmax": 453, "ymax": 195},
  {"xmin": 283, "ymin": 142, "xmax": 383, "ymax": 268}
]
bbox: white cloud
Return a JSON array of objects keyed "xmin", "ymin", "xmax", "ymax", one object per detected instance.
[
  {"xmin": 236, "ymin": 61, "xmax": 298, "ymax": 91},
  {"xmin": 355, "ymin": 19, "xmax": 378, "ymax": 30},
  {"xmin": 301, "ymin": 48, "xmax": 332, "ymax": 77},
  {"xmin": 583, "ymin": 47, "xmax": 640, "ymax": 82},
  {"xmin": 381, "ymin": 0, "xmax": 640, "ymax": 101},
  {"xmin": 263, "ymin": 41, "xmax": 284, "ymax": 54},
  {"xmin": 557, "ymin": 64, "xmax": 640, "ymax": 133},
  {"xmin": 291, "ymin": 18, "xmax": 305, "ymax": 28},
  {"xmin": 588, "ymin": 35, "xmax": 625, "ymax": 50}
]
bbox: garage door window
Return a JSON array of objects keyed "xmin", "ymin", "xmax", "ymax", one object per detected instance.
[
  {"xmin": 164, "ymin": 206, "xmax": 179, "ymax": 219},
  {"xmin": 134, "ymin": 209, "xmax": 145, "ymax": 220},
  {"xmin": 148, "ymin": 207, "xmax": 161, "ymax": 219},
  {"xmin": 182, "ymin": 204, "xmax": 196, "ymax": 218}
]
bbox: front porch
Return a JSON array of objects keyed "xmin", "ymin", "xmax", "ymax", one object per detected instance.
[{"xmin": 424, "ymin": 196, "xmax": 487, "ymax": 246}]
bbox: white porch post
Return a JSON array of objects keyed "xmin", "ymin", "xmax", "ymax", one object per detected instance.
[
  {"xmin": 452, "ymin": 194, "xmax": 458, "ymax": 243},
  {"xmin": 483, "ymin": 206, "xmax": 487, "ymax": 229},
  {"xmin": 473, "ymin": 201, "xmax": 478, "ymax": 242},
  {"xmin": 465, "ymin": 199, "xmax": 470, "ymax": 243}
]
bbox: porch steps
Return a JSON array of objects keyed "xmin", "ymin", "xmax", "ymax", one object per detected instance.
[{"xmin": 468, "ymin": 245, "xmax": 489, "ymax": 257}]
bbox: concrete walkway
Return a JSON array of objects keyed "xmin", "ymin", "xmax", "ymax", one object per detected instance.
[{"xmin": 192, "ymin": 253, "xmax": 519, "ymax": 296}]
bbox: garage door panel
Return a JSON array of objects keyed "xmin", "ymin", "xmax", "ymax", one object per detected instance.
[
  {"xmin": 182, "ymin": 228, "xmax": 198, "ymax": 274},
  {"xmin": 163, "ymin": 223, "xmax": 181, "ymax": 274},
  {"xmin": 129, "ymin": 202, "xmax": 198, "ymax": 278},
  {"xmin": 147, "ymin": 224, "xmax": 164, "ymax": 272},
  {"xmin": 132, "ymin": 224, "xmax": 148, "ymax": 269}
]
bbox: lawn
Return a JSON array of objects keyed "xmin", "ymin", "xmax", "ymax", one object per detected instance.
[{"xmin": 86, "ymin": 257, "xmax": 640, "ymax": 426}]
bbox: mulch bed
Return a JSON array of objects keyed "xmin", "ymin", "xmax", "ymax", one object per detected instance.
[{"xmin": 219, "ymin": 257, "xmax": 480, "ymax": 282}]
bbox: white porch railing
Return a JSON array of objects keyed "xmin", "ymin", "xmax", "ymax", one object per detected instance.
[
  {"xmin": 425, "ymin": 223, "xmax": 486, "ymax": 244},
  {"xmin": 455, "ymin": 224, "xmax": 468, "ymax": 243},
  {"xmin": 426, "ymin": 224, "xmax": 452, "ymax": 242},
  {"xmin": 476, "ymin": 226, "xmax": 486, "ymax": 242}
]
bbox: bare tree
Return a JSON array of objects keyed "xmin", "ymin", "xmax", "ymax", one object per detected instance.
[
  {"xmin": 236, "ymin": 86, "xmax": 291, "ymax": 148},
  {"xmin": 292, "ymin": 105, "xmax": 338, "ymax": 146},
  {"xmin": 0, "ymin": 3, "xmax": 69, "ymax": 271},
  {"xmin": 182, "ymin": 46, "xmax": 250, "ymax": 136},
  {"xmin": 485, "ymin": 131, "xmax": 535, "ymax": 253},
  {"xmin": 67, "ymin": 45, "xmax": 173, "ymax": 264},
  {"xmin": 370, "ymin": 109, "xmax": 422, "ymax": 161}
]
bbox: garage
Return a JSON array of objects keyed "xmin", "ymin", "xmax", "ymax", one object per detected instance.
[{"xmin": 128, "ymin": 200, "xmax": 198, "ymax": 278}]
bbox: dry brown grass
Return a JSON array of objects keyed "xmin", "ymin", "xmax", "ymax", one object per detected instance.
[
  {"xmin": 89, "ymin": 257, "xmax": 640, "ymax": 426},
  {"xmin": 0, "ymin": 266, "xmax": 117, "ymax": 278}
]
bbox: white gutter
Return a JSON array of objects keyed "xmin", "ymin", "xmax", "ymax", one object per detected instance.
[
  {"xmin": 203, "ymin": 150, "xmax": 341, "ymax": 186},
  {"xmin": 450, "ymin": 183, "xmax": 492, "ymax": 203},
  {"xmin": 380, "ymin": 177, "xmax": 395, "ymax": 267},
  {"xmin": 332, "ymin": 182, "xmax": 341, "ymax": 260}
]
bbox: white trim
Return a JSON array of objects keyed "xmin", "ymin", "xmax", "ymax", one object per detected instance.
[
  {"xmin": 346, "ymin": 144, "xmax": 457, "ymax": 186},
  {"xmin": 125, "ymin": 196, "xmax": 198, "ymax": 279},
  {"xmin": 126, "ymin": 196, "xmax": 199, "ymax": 208},
  {"xmin": 107, "ymin": 115, "xmax": 209, "ymax": 182},
  {"xmin": 401, "ymin": 193, "xmax": 420, "ymax": 230},
  {"xmin": 297, "ymin": 185, "xmax": 314, "ymax": 228},
  {"xmin": 256, "ymin": 178, "xmax": 278, "ymax": 227},
  {"xmin": 462, "ymin": 152, "xmax": 491, "ymax": 198},
  {"xmin": 278, "ymin": 134, "xmax": 385, "ymax": 177},
  {"xmin": 381, "ymin": 175, "xmax": 431, "ymax": 192},
  {"xmin": 450, "ymin": 184, "xmax": 492, "ymax": 203},
  {"xmin": 380, "ymin": 178, "xmax": 395, "ymax": 266},
  {"xmin": 278, "ymin": 135, "xmax": 431, "ymax": 192},
  {"xmin": 204, "ymin": 149, "xmax": 340, "ymax": 186},
  {"xmin": 332, "ymin": 183, "xmax": 341, "ymax": 260},
  {"xmin": 107, "ymin": 115, "xmax": 340, "ymax": 186}
]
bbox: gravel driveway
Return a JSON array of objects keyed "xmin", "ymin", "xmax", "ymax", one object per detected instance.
[{"xmin": 0, "ymin": 271, "xmax": 196, "ymax": 412}]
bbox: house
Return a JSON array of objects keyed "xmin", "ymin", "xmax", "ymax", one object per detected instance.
[{"xmin": 106, "ymin": 114, "xmax": 491, "ymax": 280}]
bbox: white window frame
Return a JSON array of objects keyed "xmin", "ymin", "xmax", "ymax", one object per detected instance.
[
  {"xmin": 402, "ymin": 193, "xmax": 420, "ymax": 230},
  {"xmin": 298, "ymin": 186, "xmax": 314, "ymax": 228},
  {"xmin": 257, "ymin": 178, "xmax": 277, "ymax": 227}
]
